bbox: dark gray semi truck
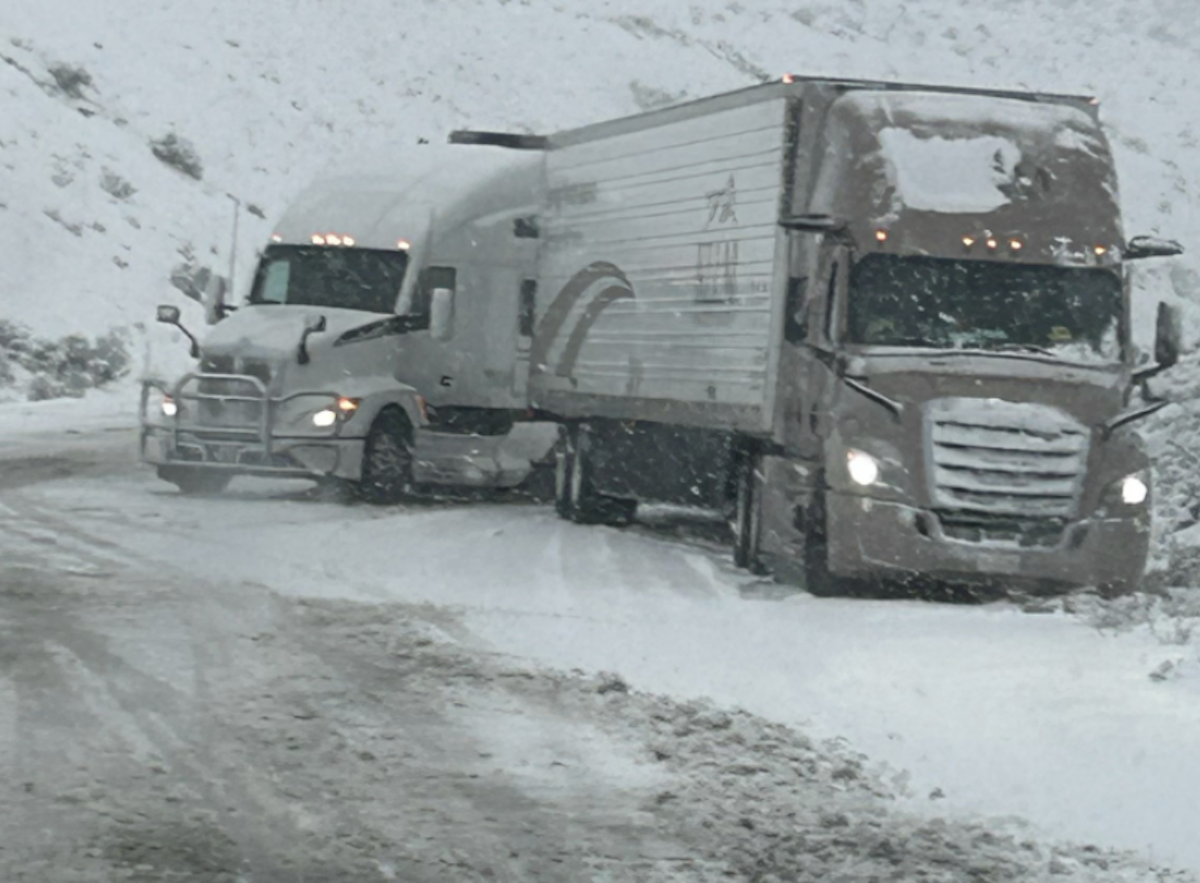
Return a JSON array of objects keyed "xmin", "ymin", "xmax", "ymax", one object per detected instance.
[{"xmin": 517, "ymin": 76, "xmax": 1182, "ymax": 594}]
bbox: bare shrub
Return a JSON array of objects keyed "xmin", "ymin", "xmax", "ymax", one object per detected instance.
[
  {"xmin": 149, "ymin": 133, "xmax": 203, "ymax": 180},
  {"xmin": 47, "ymin": 62, "xmax": 93, "ymax": 99}
]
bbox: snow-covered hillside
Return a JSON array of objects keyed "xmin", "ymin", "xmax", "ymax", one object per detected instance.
[{"xmin": 2, "ymin": 0, "xmax": 1198, "ymax": 352}]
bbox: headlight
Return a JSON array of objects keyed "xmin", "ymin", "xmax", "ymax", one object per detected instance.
[
  {"xmin": 846, "ymin": 449, "xmax": 880, "ymax": 486},
  {"xmin": 161, "ymin": 395, "xmax": 178, "ymax": 417},
  {"xmin": 312, "ymin": 408, "xmax": 337, "ymax": 427},
  {"xmin": 1120, "ymin": 474, "xmax": 1149, "ymax": 506}
]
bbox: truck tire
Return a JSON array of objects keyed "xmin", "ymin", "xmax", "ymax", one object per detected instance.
[
  {"xmin": 158, "ymin": 465, "xmax": 232, "ymax": 496},
  {"xmin": 732, "ymin": 449, "xmax": 766, "ymax": 574},
  {"xmin": 557, "ymin": 423, "xmax": 637, "ymax": 526},
  {"xmin": 800, "ymin": 492, "xmax": 843, "ymax": 597},
  {"xmin": 553, "ymin": 425, "xmax": 576, "ymax": 519},
  {"xmin": 357, "ymin": 408, "xmax": 414, "ymax": 505}
]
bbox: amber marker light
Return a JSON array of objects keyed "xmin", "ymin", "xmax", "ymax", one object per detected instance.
[
  {"xmin": 311, "ymin": 234, "xmax": 326, "ymax": 245},
  {"xmin": 397, "ymin": 239, "xmax": 411, "ymax": 251},
  {"xmin": 874, "ymin": 229, "xmax": 889, "ymax": 243}
]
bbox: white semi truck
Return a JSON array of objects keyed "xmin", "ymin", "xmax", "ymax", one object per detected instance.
[
  {"xmin": 513, "ymin": 76, "xmax": 1182, "ymax": 595},
  {"xmin": 141, "ymin": 143, "xmax": 555, "ymax": 500}
]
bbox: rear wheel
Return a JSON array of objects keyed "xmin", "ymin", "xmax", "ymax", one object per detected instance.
[
  {"xmin": 357, "ymin": 409, "xmax": 414, "ymax": 504},
  {"xmin": 556, "ymin": 423, "xmax": 636, "ymax": 526},
  {"xmin": 157, "ymin": 466, "xmax": 232, "ymax": 496}
]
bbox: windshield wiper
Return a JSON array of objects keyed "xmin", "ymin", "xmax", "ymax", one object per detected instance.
[{"xmin": 979, "ymin": 342, "xmax": 1059, "ymax": 357}]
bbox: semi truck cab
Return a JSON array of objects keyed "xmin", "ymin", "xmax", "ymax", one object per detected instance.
[{"xmin": 141, "ymin": 145, "xmax": 557, "ymax": 498}]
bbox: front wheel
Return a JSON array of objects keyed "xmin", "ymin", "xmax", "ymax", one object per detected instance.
[
  {"xmin": 799, "ymin": 492, "xmax": 844, "ymax": 597},
  {"xmin": 356, "ymin": 409, "xmax": 414, "ymax": 504},
  {"xmin": 157, "ymin": 466, "xmax": 232, "ymax": 496}
]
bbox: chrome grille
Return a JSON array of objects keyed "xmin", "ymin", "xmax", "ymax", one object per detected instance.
[
  {"xmin": 194, "ymin": 356, "xmax": 273, "ymax": 429},
  {"xmin": 928, "ymin": 398, "xmax": 1088, "ymax": 520}
]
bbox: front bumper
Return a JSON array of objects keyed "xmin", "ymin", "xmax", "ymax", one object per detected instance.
[
  {"xmin": 825, "ymin": 492, "xmax": 1150, "ymax": 591},
  {"xmin": 141, "ymin": 425, "xmax": 366, "ymax": 479},
  {"xmin": 140, "ymin": 376, "xmax": 366, "ymax": 480}
]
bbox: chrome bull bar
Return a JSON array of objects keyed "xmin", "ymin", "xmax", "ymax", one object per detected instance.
[{"xmin": 140, "ymin": 374, "xmax": 346, "ymax": 469}]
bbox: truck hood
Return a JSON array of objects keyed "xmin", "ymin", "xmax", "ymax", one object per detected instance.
[
  {"xmin": 842, "ymin": 350, "xmax": 1128, "ymax": 425},
  {"xmin": 200, "ymin": 305, "xmax": 390, "ymax": 363}
]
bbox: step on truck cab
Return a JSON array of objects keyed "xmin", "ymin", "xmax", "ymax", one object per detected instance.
[
  {"xmin": 141, "ymin": 144, "xmax": 556, "ymax": 499},
  {"xmin": 525, "ymin": 76, "xmax": 1183, "ymax": 595}
]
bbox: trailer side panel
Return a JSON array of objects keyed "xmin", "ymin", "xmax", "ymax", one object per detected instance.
[{"xmin": 531, "ymin": 98, "xmax": 790, "ymax": 433}]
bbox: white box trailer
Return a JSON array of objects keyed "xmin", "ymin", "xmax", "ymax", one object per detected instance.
[{"xmin": 517, "ymin": 77, "xmax": 1183, "ymax": 595}]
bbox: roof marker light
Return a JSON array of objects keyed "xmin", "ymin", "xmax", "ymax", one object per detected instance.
[
  {"xmin": 1094, "ymin": 245, "xmax": 1108, "ymax": 256},
  {"xmin": 962, "ymin": 235, "xmax": 976, "ymax": 249},
  {"xmin": 270, "ymin": 233, "xmax": 283, "ymax": 243},
  {"xmin": 986, "ymin": 237, "xmax": 999, "ymax": 250},
  {"xmin": 874, "ymin": 229, "xmax": 889, "ymax": 243},
  {"xmin": 781, "ymin": 73, "xmax": 796, "ymax": 84},
  {"xmin": 1009, "ymin": 238, "xmax": 1024, "ymax": 251},
  {"xmin": 326, "ymin": 233, "xmax": 342, "ymax": 246},
  {"xmin": 397, "ymin": 239, "xmax": 411, "ymax": 251},
  {"xmin": 342, "ymin": 235, "xmax": 356, "ymax": 247},
  {"xmin": 311, "ymin": 234, "xmax": 326, "ymax": 245}
]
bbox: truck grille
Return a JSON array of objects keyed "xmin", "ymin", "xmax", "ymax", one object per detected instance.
[
  {"xmin": 192, "ymin": 356, "xmax": 275, "ymax": 428},
  {"xmin": 927, "ymin": 398, "xmax": 1088, "ymax": 521}
]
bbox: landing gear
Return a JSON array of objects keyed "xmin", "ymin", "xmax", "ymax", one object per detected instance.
[{"xmin": 731, "ymin": 449, "xmax": 766, "ymax": 574}]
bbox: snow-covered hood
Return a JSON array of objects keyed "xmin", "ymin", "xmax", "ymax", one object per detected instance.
[{"xmin": 200, "ymin": 304, "xmax": 389, "ymax": 363}]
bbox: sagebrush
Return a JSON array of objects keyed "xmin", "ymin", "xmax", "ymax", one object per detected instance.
[{"xmin": 0, "ymin": 319, "xmax": 132, "ymax": 401}]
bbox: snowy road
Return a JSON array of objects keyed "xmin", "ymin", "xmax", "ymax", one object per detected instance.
[{"xmin": 1, "ymin": 396, "xmax": 1198, "ymax": 879}]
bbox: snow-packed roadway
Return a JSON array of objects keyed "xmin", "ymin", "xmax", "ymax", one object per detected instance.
[{"xmin": 1, "ymin": 392, "xmax": 1198, "ymax": 881}]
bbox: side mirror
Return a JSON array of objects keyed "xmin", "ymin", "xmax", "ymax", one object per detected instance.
[
  {"xmin": 430, "ymin": 287, "xmax": 454, "ymax": 341},
  {"xmin": 156, "ymin": 304, "xmax": 199, "ymax": 357},
  {"xmin": 297, "ymin": 314, "xmax": 327, "ymax": 365},
  {"xmin": 1125, "ymin": 235, "xmax": 1185, "ymax": 261},
  {"xmin": 1134, "ymin": 301, "xmax": 1182, "ymax": 385},
  {"xmin": 157, "ymin": 305, "xmax": 182, "ymax": 325}
]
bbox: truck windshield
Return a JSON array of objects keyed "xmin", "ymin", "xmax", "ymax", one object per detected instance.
[
  {"xmin": 248, "ymin": 245, "xmax": 408, "ymax": 314},
  {"xmin": 846, "ymin": 254, "xmax": 1122, "ymax": 363}
]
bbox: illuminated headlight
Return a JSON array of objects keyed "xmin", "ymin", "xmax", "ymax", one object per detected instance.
[
  {"xmin": 1120, "ymin": 474, "xmax": 1149, "ymax": 506},
  {"xmin": 846, "ymin": 449, "xmax": 880, "ymax": 487},
  {"xmin": 312, "ymin": 408, "xmax": 338, "ymax": 428},
  {"xmin": 161, "ymin": 395, "xmax": 178, "ymax": 417}
]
